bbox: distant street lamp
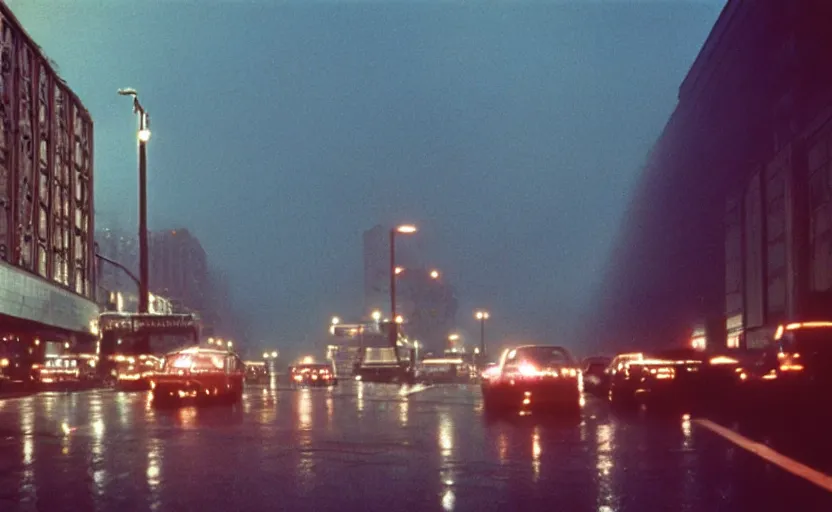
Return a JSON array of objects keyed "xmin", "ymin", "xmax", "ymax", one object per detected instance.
[
  {"xmin": 448, "ymin": 333, "xmax": 460, "ymax": 352},
  {"xmin": 271, "ymin": 351, "xmax": 278, "ymax": 358},
  {"xmin": 475, "ymin": 310, "xmax": 490, "ymax": 357},
  {"xmin": 331, "ymin": 317, "xmax": 341, "ymax": 325},
  {"xmin": 371, "ymin": 310, "xmax": 382, "ymax": 322},
  {"xmin": 390, "ymin": 224, "xmax": 417, "ymax": 349},
  {"xmin": 429, "ymin": 269, "xmax": 440, "ymax": 279}
]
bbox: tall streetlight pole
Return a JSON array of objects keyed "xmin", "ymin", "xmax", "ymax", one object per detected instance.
[
  {"xmin": 389, "ymin": 224, "xmax": 417, "ymax": 348},
  {"xmin": 117, "ymin": 88, "xmax": 151, "ymax": 317},
  {"xmin": 475, "ymin": 310, "xmax": 490, "ymax": 359}
]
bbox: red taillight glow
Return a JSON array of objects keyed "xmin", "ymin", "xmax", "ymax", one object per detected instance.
[{"xmin": 518, "ymin": 363, "xmax": 539, "ymax": 377}]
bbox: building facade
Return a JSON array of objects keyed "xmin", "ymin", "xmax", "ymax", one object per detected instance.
[
  {"xmin": 95, "ymin": 227, "xmax": 244, "ymax": 342},
  {"xmin": 96, "ymin": 227, "xmax": 138, "ymax": 298},
  {"xmin": 0, "ymin": 4, "xmax": 99, "ymax": 360},
  {"xmin": 395, "ymin": 267, "xmax": 458, "ymax": 353},
  {"xmin": 363, "ymin": 225, "xmax": 389, "ymax": 313},
  {"xmin": 592, "ymin": 1, "xmax": 832, "ymax": 352},
  {"xmin": 361, "ymin": 225, "xmax": 457, "ymax": 352},
  {"xmin": 362, "ymin": 224, "xmax": 419, "ymax": 314},
  {"xmin": 149, "ymin": 229, "xmax": 209, "ymax": 316}
]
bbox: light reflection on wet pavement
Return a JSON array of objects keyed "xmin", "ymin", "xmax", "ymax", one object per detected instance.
[{"xmin": 1, "ymin": 383, "xmax": 831, "ymax": 511}]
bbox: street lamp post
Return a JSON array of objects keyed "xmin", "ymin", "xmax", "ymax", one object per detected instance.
[
  {"xmin": 119, "ymin": 88, "xmax": 151, "ymax": 353},
  {"xmin": 118, "ymin": 89, "xmax": 151, "ymax": 312},
  {"xmin": 475, "ymin": 310, "xmax": 490, "ymax": 359},
  {"xmin": 389, "ymin": 224, "xmax": 417, "ymax": 349}
]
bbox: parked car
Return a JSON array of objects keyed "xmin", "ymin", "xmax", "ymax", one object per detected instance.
[
  {"xmin": 609, "ymin": 347, "xmax": 743, "ymax": 409},
  {"xmin": 738, "ymin": 321, "xmax": 832, "ymax": 411}
]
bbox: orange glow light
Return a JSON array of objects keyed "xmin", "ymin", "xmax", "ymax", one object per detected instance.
[{"xmin": 396, "ymin": 225, "xmax": 417, "ymax": 234}]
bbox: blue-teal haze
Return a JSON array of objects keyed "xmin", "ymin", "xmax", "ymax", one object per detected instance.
[{"xmin": 10, "ymin": 0, "xmax": 724, "ymax": 355}]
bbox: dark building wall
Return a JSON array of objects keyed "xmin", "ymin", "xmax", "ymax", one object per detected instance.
[{"xmin": 591, "ymin": 1, "xmax": 832, "ymax": 352}]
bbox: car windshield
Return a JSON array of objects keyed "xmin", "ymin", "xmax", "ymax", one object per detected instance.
[{"xmin": 516, "ymin": 346, "xmax": 574, "ymax": 366}]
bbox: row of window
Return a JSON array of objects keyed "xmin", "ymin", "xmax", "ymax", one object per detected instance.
[{"xmin": 0, "ymin": 15, "xmax": 93, "ymax": 299}]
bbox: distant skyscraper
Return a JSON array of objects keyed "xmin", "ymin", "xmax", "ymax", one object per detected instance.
[
  {"xmin": 96, "ymin": 227, "xmax": 139, "ymax": 298},
  {"xmin": 149, "ymin": 229, "xmax": 209, "ymax": 316},
  {"xmin": 362, "ymin": 225, "xmax": 389, "ymax": 313},
  {"xmin": 396, "ymin": 267, "xmax": 458, "ymax": 353},
  {"xmin": 362, "ymin": 225, "xmax": 456, "ymax": 351}
]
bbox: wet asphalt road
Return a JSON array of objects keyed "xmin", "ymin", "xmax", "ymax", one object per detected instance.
[{"xmin": 1, "ymin": 382, "xmax": 831, "ymax": 511}]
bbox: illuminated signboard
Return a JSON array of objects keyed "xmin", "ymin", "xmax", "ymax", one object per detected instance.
[{"xmin": 99, "ymin": 313, "xmax": 199, "ymax": 335}]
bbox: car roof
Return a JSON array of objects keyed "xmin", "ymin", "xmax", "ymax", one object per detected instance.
[
  {"xmin": 514, "ymin": 344, "xmax": 572, "ymax": 353},
  {"xmin": 165, "ymin": 346, "xmax": 234, "ymax": 357}
]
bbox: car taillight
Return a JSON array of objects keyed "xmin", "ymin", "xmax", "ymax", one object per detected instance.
[
  {"xmin": 778, "ymin": 352, "xmax": 804, "ymax": 372},
  {"xmin": 513, "ymin": 363, "xmax": 566, "ymax": 378},
  {"xmin": 649, "ymin": 366, "xmax": 675, "ymax": 379},
  {"xmin": 518, "ymin": 363, "xmax": 539, "ymax": 377}
]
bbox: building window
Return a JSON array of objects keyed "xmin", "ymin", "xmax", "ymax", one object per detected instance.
[{"xmin": 809, "ymin": 132, "xmax": 832, "ymax": 292}]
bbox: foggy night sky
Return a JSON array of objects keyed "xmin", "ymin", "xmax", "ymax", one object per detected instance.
[{"xmin": 9, "ymin": 0, "xmax": 725, "ymax": 356}]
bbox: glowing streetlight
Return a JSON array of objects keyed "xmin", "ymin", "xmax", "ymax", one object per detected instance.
[
  {"xmin": 475, "ymin": 310, "xmax": 490, "ymax": 357},
  {"xmin": 430, "ymin": 269, "xmax": 440, "ymax": 279},
  {"xmin": 207, "ymin": 337, "xmax": 215, "ymax": 345},
  {"xmin": 331, "ymin": 316, "xmax": 341, "ymax": 325},
  {"xmin": 302, "ymin": 356, "xmax": 314, "ymax": 365},
  {"xmin": 448, "ymin": 333, "xmax": 460, "ymax": 342},
  {"xmin": 395, "ymin": 315, "xmax": 404, "ymax": 324},
  {"xmin": 271, "ymin": 351, "xmax": 278, "ymax": 358},
  {"xmin": 263, "ymin": 352, "xmax": 270, "ymax": 359},
  {"xmin": 371, "ymin": 310, "xmax": 382, "ymax": 322},
  {"xmin": 394, "ymin": 266, "xmax": 404, "ymax": 275},
  {"xmin": 396, "ymin": 224, "xmax": 418, "ymax": 234}
]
